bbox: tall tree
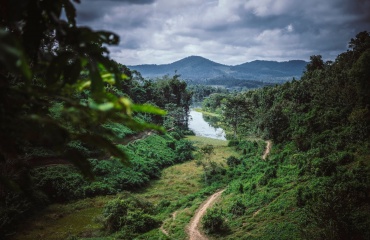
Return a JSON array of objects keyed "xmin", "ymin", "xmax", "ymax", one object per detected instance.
[{"xmin": 222, "ymin": 95, "xmax": 253, "ymax": 139}]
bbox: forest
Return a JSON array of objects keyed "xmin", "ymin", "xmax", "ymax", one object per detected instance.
[
  {"xmin": 1, "ymin": 0, "xmax": 369, "ymax": 239},
  {"xmin": 199, "ymin": 31, "xmax": 370, "ymax": 239}
]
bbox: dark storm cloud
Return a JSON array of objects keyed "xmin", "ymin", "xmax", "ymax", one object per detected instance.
[
  {"xmin": 88, "ymin": 0, "xmax": 155, "ymax": 4},
  {"xmin": 74, "ymin": 0, "xmax": 155, "ymax": 25},
  {"xmin": 72, "ymin": 0, "xmax": 370, "ymax": 65}
]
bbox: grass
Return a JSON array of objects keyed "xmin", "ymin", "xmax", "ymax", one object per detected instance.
[
  {"xmin": 10, "ymin": 196, "xmax": 114, "ymax": 240},
  {"xmin": 132, "ymin": 160, "xmax": 203, "ymax": 203},
  {"xmin": 193, "ymin": 108, "xmax": 221, "ymax": 117},
  {"xmin": 186, "ymin": 135, "xmax": 238, "ymax": 164},
  {"xmin": 10, "ymin": 136, "xmax": 239, "ymax": 240},
  {"xmin": 133, "ymin": 136, "xmax": 237, "ymax": 239}
]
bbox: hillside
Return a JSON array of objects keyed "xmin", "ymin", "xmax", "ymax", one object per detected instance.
[
  {"xmin": 200, "ymin": 32, "xmax": 370, "ymax": 239},
  {"xmin": 128, "ymin": 56, "xmax": 307, "ymax": 84}
]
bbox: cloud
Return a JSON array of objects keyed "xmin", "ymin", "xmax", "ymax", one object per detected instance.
[
  {"xmin": 73, "ymin": 0, "xmax": 370, "ymax": 65},
  {"xmin": 88, "ymin": 0, "xmax": 155, "ymax": 4}
]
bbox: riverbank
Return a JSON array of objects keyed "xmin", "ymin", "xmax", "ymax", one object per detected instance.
[
  {"xmin": 193, "ymin": 108, "xmax": 221, "ymax": 117},
  {"xmin": 189, "ymin": 110, "xmax": 226, "ymax": 140}
]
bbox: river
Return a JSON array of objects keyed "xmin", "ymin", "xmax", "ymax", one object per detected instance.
[{"xmin": 188, "ymin": 110, "xmax": 226, "ymax": 140}]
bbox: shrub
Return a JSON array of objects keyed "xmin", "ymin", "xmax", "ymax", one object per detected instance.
[
  {"xmin": 83, "ymin": 182, "xmax": 115, "ymax": 197},
  {"xmin": 228, "ymin": 140, "xmax": 239, "ymax": 147},
  {"xmin": 101, "ymin": 195, "xmax": 160, "ymax": 235},
  {"xmin": 226, "ymin": 156, "xmax": 241, "ymax": 167},
  {"xmin": 182, "ymin": 129, "xmax": 195, "ymax": 135},
  {"xmin": 175, "ymin": 139, "xmax": 195, "ymax": 162},
  {"xmin": 202, "ymin": 207, "xmax": 228, "ymax": 234},
  {"xmin": 32, "ymin": 166, "xmax": 87, "ymax": 202},
  {"xmin": 169, "ymin": 131, "xmax": 181, "ymax": 140},
  {"xmin": 229, "ymin": 199, "xmax": 246, "ymax": 216},
  {"xmin": 258, "ymin": 167, "xmax": 277, "ymax": 186}
]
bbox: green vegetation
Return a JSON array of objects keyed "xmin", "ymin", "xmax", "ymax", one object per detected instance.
[
  {"xmin": 30, "ymin": 134, "xmax": 194, "ymax": 202},
  {"xmin": 0, "ymin": 0, "xmax": 193, "ymax": 237},
  {"xmin": 1, "ymin": 0, "xmax": 369, "ymax": 239},
  {"xmin": 202, "ymin": 207, "xmax": 229, "ymax": 235},
  {"xmin": 201, "ymin": 32, "xmax": 370, "ymax": 239},
  {"xmin": 99, "ymin": 194, "xmax": 160, "ymax": 238},
  {"xmin": 9, "ymin": 136, "xmax": 236, "ymax": 240}
]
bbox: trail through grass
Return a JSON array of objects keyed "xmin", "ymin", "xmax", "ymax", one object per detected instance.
[{"xmin": 10, "ymin": 136, "xmax": 237, "ymax": 240}]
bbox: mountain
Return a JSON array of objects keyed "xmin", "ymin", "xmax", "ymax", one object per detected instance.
[{"xmin": 128, "ymin": 56, "xmax": 308, "ymax": 84}]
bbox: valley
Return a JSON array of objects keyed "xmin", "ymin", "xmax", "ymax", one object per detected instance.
[{"xmin": 1, "ymin": 2, "xmax": 369, "ymax": 239}]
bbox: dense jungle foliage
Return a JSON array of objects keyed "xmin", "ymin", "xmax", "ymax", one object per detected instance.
[
  {"xmin": 202, "ymin": 32, "xmax": 370, "ymax": 239},
  {"xmin": 0, "ymin": 0, "xmax": 193, "ymax": 237}
]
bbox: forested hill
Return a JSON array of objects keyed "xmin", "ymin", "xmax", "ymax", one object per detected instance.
[{"xmin": 128, "ymin": 56, "xmax": 307, "ymax": 84}]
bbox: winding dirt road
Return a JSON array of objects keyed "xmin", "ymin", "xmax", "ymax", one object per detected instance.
[
  {"xmin": 183, "ymin": 139, "xmax": 272, "ymax": 239},
  {"xmin": 262, "ymin": 140, "xmax": 272, "ymax": 160},
  {"xmin": 187, "ymin": 189, "xmax": 226, "ymax": 240}
]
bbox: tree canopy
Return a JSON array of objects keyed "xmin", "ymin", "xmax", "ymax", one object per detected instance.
[{"xmin": 0, "ymin": 0, "xmax": 166, "ymax": 192}]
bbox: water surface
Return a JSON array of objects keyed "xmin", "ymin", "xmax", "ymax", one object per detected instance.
[{"xmin": 188, "ymin": 110, "xmax": 226, "ymax": 140}]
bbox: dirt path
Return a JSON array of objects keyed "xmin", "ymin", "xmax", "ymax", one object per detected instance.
[
  {"xmin": 262, "ymin": 140, "xmax": 272, "ymax": 160},
  {"xmin": 160, "ymin": 211, "xmax": 178, "ymax": 237},
  {"xmin": 187, "ymin": 189, "xmax": 226, "ymax": 240},
  {"xmin": 184, "ymin": 139, "xmax": 272, "ymax": 239}
]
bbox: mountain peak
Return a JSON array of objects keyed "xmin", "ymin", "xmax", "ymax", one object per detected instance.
[
  {"xmin": 128, "ymin": 56, "xmax": 307, "ymax": 83},
  {"xmin": 171, "ymin": 55, "xmax": 224, "ymax": 66}
]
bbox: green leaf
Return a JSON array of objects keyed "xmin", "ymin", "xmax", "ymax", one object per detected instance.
[
  {"xmin": 0, "ymin": 30, "xmax": 32, "ymax": 80},
  {"xmin": 132, "ymin": 104, "xmax": 167, "ymax": 115},
  {"xmin": 118, "ymin": 97, "xmax": 133, "ymax": 115},
  {"xmin": 75, "ymin": 79, "xmax": 91, "ymax": 91},
  {"xmin": 88, "ymin": 59, "xmax": 104, "ymax": 96},
  {"xmin": 101, "ymin": 73, "xmax": 116, "ymax": 84},
  {"xmin": 90, "ymin": 102, "xmax": 115, "ymax": 112}
]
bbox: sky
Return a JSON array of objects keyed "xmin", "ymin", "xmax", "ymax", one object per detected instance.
[{"xmin": 74, "ymin": 0, "xmax": 370, "ymax": 65}]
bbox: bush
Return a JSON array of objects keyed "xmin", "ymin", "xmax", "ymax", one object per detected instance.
[
  {"xmin": 175, "ymin": 139, "xmax": 195, "ymax": 162},
  {"xmin": 32, "ymin": 166, "xmax": 87, "ymax": 202},
  {"xmin": 202, "ymin": 207, "xmax": 228, "ymax": 234},
  {"xmin": 182, "ymin": 129, "xmax": 195, "ymax": 135},
  {"xmin": 228, "ymin": 140, "xmax": 239, "ymax": 147},
  {"xmin": 258, "ymin": 167, "xmax": 277, "ymax": 186},
  {"xmin": 229, "ymin": 199, "xmax": 246, "ymax": 216},
  {"xmin": 169, "ymin": 131, "xmax": 181, "ymax": 140},
  {"xmin": 226, "ymin": 156, "xmax": 241, "ymax": 167},
  {"xmin": 83, "ymin": 182, "xmax": 115, "ymax": 197},
  {"xmin": 101, "ymin": 195, "xmax": 160, "ymax": 235}
]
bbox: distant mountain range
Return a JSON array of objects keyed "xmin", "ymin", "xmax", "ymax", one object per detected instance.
[{"xmin": 128, "ymin": 56, "xmax": 308, "ymax": 85}]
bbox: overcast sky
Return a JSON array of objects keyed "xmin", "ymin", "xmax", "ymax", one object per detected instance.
[{"xmin": 74, "ymin": 0, "xmax": 370, "ymax": 65}]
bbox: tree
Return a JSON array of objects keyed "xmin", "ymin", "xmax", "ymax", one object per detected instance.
[
  {"xmin": 196, "ymin": 144, "xmax": 215, "ymax": 184},
  {"xmin": 349, "ymin": 31, "xmax": 370, "ymax": 58},
  {"xmin": 222, "ymin": 95, "xmax": 253, "ymax": 139},
  {"xmin": 151, "ymin": 75, "xmax": 192, "ymax": 129},
  {"xmin": 0, "ymin": 0, "xmax": 164, "ymax": 193},
  {"xmin": 306, "ymin": 55, "xmax": 324, "ymax": 72}
]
